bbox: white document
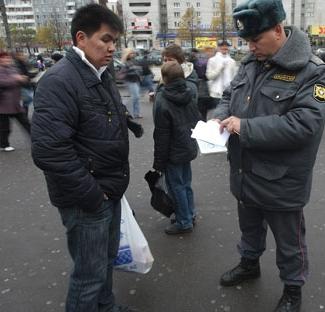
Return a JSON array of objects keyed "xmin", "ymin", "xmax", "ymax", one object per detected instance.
[
  {"xmin": 191, "ymin": 120, "xmax": 230, "ymax": 146},
  {"xmin": 196, "ymin": 139, "xmax": 227, "ymax": 154}
]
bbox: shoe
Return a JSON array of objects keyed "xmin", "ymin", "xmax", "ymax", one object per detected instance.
[
  {"xmin": 165, "ymin": 224, "xmax": 193, "ymax": 235},
  {"xmin": 0, "ymin": 146, "xmax": 15, "ymax": 152},
  {"xmin": 273, "ymin": 285, "xmax": 302, "ymax": 312},
  {"xmin": 220, "ymin": 258, "xmax": 261, "ymax": 286},
  {"xmin": 170, "ymin": 216, "xmax": 196, "ymax": 226}
]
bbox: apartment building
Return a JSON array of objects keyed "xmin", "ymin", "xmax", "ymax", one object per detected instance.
[{"xmin": 3, "ymin": 0, "xmax": 35, "ymax": 29}]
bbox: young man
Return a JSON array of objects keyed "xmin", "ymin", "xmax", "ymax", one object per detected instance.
[
  {"xmin": 205, "ymin": 41, "xmax": 237, "ymax": 113},
  {"xmin": 31, "ymin": 4, "xmax": 136, "ymax": 312},
  {"xmin": 153, "ymin": 61, "xmax": 201, "ymax": 234},
  {"xmin": 215, "ymin": 0, "xmax": 325, "ymax": 311}
]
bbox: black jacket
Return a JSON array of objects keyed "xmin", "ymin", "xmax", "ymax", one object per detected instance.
[
  {"xmin": 215, "ymin": 26, "xmax": 325, "ymax": 211},
  {"xmin": 153, "ymin": 78, "xmax": 200, "ymax": 171},
  {"xmin": 31, "ymin": 49, "xmax": 130, "ymax": 212}
]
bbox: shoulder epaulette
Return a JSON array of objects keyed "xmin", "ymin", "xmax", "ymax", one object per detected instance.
[{"xmin": 310, "ymin": 54, "xmax": 324, "ymax": 66}]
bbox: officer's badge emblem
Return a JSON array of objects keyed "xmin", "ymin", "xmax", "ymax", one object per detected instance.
[
  {"xmin": 236, "ymin": 19, "xmax": 244, "ymax": 31},
  {"xmin": 313, "ymin": 84, "xmax": 325, "ymax": 102}
]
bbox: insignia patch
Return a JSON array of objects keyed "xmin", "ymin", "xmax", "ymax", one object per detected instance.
[
  {"xmin": 272, "ymin": 74, "xmax": 296, "ymax": 82},
  {"xmin": 236, "ymin": 19, "xmax": 244, "ymax": 31},
  {"xmin": 313, "ymin": 84, "xmax": 325, "ymax": 102}
]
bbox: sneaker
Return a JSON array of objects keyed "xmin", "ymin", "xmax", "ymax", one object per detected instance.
[
  {"xmin": 1, "ymin": 146, "xmax": 15, "ymax": 152},
  {"xmin": 170, "ymin": 216, "xmax": 197, "ymax": 226},
  {"xmin": 165, "ymin": 223, "xmax": 193, "ymax": 235},
  {"xmin": 273, "ymin": 285, "xmax": 302, "ymax": 312},
  {"xmin": 220, "ymin": 258, "xmax": 261, "ymax": 286}
]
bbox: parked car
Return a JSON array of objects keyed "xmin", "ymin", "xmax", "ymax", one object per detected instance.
[{"xmin": 148, "ymin": 50, "xmax": 162, "ymax": 65}]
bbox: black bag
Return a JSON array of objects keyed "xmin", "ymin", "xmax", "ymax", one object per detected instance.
[{"xmin": 144, "ymin": 170, "xmax": 174, "ymax": 218}]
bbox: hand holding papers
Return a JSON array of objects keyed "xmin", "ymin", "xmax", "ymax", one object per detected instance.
[{"xmin": 191, "ymin": 120, "xmax": 230, "ymax": 154}]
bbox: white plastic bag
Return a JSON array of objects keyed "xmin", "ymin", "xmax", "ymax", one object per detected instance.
[{"xmin": 114, "ymin": 195, "xmax": 154, "ymax": 274}]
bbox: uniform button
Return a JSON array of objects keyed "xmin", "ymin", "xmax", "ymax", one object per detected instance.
[
  {"xmin": 275, "ymin": 95, "xmax": 280, "ymax": 99},
  {"xmin": 239, "ymin": 200, "xmax": 243, "ymax": 205},
  {"xmin": 247, "ymin": 96, "xmax": 250, "ymax": 102},
  {"xmin": 90, "ymin": 170, "xmax": 94, "ymax": 174},
  {"xmin": 239, "ymin": 168, "xmax": 242, "ymax": 174}
]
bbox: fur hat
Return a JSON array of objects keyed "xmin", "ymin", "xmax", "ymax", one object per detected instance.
[{"xmin": 233, "ymin": 0, "xmax": 286, "ymax": 38}]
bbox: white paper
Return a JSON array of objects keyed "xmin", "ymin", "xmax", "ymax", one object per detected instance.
[
  {"xmin": 191, "ymin": 120, "xmax": 230, "ymax": 146},
  {"xmin": 196, "ymin": 139, "xmax": 227, "ymax": 154}
]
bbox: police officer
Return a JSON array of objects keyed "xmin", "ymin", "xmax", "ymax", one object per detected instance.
[{"xmin": 214, "ymin": 0, "xmax": 325, "ymax": 311}]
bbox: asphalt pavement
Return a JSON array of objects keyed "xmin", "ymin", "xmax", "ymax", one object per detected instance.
[{"xmin": 1, "ymin": 86, "xmax": 325, "ymax": 312}]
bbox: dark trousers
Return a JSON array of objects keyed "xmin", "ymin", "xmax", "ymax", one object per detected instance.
[
  {"xmin": 59, "ymin": 199, "xmax": 121, "ymax": 312},
  {"xmin": 237, "ymin": 202, "xmax": 308, "ymax": 286},
  {"xmin": 0, "ymin": 113, "xmax": 31, "ymax": 148},
  {"xmin": 198, "ymin": 97, "xmax": 219, "ymax": 121}
]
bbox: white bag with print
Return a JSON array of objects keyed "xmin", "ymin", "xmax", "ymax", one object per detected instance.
[{"xmin": 114, "ymin": 195, "xmax": 154, "ymax": 274}]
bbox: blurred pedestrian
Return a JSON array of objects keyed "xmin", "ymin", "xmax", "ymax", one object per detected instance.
[
  {"xmin": 153, "ymin": 61, "xmax": 200, "ymax": 234},
  {"xmin": 206, "ymin": 41, "xmax": 236, "ymax": 116},
  {"xmin": 36, "ymin": 54, "xmax": 45, "ymax": 72},
  {"xmin": 13, "ymin": 51, "xmax": 36, "ymax": 117},
  {"xmin": 215, "ymin": 0, "xmax": 325, "ymax": 311},
  {"xmin": 191, "ymin": 48, "xmax": 216, "ymax": 121},
  {"xmin": 0, "ymin": 52, "xmax": 30, "ymax": 152},
  {"xmin": 139, "ymin": 50, "xmax": 154, "ymax": 93},
  {"xmin": 31, "ymin": 4, "xmax": 136, "ymax": 312},
  {"xmin": 121, "ymin": 48, "xmax": 142, "ymax": 118}
]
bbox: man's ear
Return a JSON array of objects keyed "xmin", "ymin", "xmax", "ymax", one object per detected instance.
[{"xmin": 75, "ymin": 31, "xmax": 86, "ymax": 48}]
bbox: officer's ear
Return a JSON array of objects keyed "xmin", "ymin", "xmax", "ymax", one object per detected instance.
[{"xmin": 75, "ymin": 31, "xmax": 88, "ymax": 49}]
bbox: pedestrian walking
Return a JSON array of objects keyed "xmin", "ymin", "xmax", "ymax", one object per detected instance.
[
  {"xmin": 121, "ymin": 48, "xmax": 142, "ymax": 118},
  {"xmin": 139, "ymin": 50, "xmax": 154, "ymax": 94},
  {"xmin": 153, "ymin": 61, "xmax": 201, "ymax": 234},
  {"xmin": 31, "ymin": 4, "xmax": 136, "ymax": 312},
  {"xmin": 214, "ymin": 0, "xmax": 325, "ymax": 311},
  {"xmin": 206, "ymin": 41, "xmax": 236, "ymax": 116},
  {"xmin": 0, "ymin": 52, "xmax": 30, "ymax": 152}
]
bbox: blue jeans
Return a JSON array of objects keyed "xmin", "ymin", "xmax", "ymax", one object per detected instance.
[
  {"xmin": 141, "ymin": 74, "xmax": 154, "ymax": 92},
  {"xmin": 165, "ymin": 162, "xmax": 195, "ymax": 229},
  {"xmin": 59, "ymin": 199, "xmax": 121, "ymax": 312},
  {"xmin": 127, "ymin": 81, "xmax": 140, "ymax": 117}
]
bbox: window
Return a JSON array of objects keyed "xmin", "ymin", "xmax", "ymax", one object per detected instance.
[
  {"xmin": 196, "ymin": 2, "xmax": 200, "ymax": 7},
  {"xmin": 174, "ymin": 2, "xmax": 180, "ymax": 7},
  {"xmin": 186, "ymin": 2, "xmax": 190, "ymax": 7},
  {"xmin": 174, "ymin": 12, "xmax": 180, "ymax": 17},
  {"xmin": 196, "ymin": 11, "xmax": 201, "ymax": 17}
]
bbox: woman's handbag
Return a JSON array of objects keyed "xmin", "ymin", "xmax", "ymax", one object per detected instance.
[{"xmin": 114, "ymin": 195, "xmax": 154, "ymax": 274}]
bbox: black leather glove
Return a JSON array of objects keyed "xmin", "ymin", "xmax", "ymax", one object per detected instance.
[{"xmin": 127, "ymin": 117, "xmax": 144, "ymax": 138}]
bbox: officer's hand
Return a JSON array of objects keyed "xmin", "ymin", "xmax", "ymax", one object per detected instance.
[{"xmin": 220, "ymin": 116, "xmax": 241, "ymax": 135}]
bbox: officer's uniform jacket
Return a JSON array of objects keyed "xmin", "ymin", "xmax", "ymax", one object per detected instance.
[{"xmin": 215, "ymin": 26, "xmax": 325, "ymax": 211}]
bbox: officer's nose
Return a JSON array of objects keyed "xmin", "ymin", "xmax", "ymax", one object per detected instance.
[{"xmin": 248, "ymin": 41, "xmax": 256, "ymax": 52}]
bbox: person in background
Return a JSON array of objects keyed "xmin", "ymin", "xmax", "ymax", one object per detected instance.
[
  {"xmin": 0, "ymin": 52, "xmax": 30, "ymax": 152},
  {"xmin": 36, "ymin": 53, "xmax": 45, "ymax": 72},
  {"xmin": 206, "ymin": 41, "xmax": 236, "ymax": 114},
  {"xmin": 121, "ymin": 48, "xmax": 142, "ymax": 118},
  {"xmin": 153, "ymin": 61, "xmax": 201, "ymax": 235},
  {"xmin": 31, "ymin": 4, "xmax": 137, "ymax": 312},
  {"xmin": 51, "ymin": 52, "xmax": 64, "ymax": 63},
  {"xmin": 13, "ymin": 51, "xmax": 35, "ymax": 117},
  {"xmin": 214, "ymin": 0, "xmax": 325, "ymax": 311},
  {"xmin": 139, "ymin": 50, "xmax": 154, "ymax": 94},
  {"xmin": 161, "ymin": 44, "xmax": 198, "ymax": 99}
]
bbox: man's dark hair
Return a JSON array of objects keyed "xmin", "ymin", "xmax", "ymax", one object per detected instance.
[
  {"xmin": 162, "ymin": 44, "xmax": 185, "ymax": 64},
  {"xmin": 71, "ymin": 3, "xmax": 123, "ymax": 45}
]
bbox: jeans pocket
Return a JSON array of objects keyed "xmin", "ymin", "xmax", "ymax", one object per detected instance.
[{"xmin": 80, "ymin": 199, "xmax": 114, "ymax": 223}]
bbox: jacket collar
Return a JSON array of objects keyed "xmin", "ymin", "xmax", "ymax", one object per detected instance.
[
  {"xmin": 241, "ymin": 26, "xmax": 311, "ymax": 71},
  {"xmin": 66, "ymin": 48, "xmax": 112, "ymax": 88}
]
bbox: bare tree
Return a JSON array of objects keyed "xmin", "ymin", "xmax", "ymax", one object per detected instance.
[
  {"xmin": 0, "ymin": 0, "xmax": 12, "ymax": 49},
  {"xmin": 47, "ymin": 10, "xmax": 69, "ymax": 50}
]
